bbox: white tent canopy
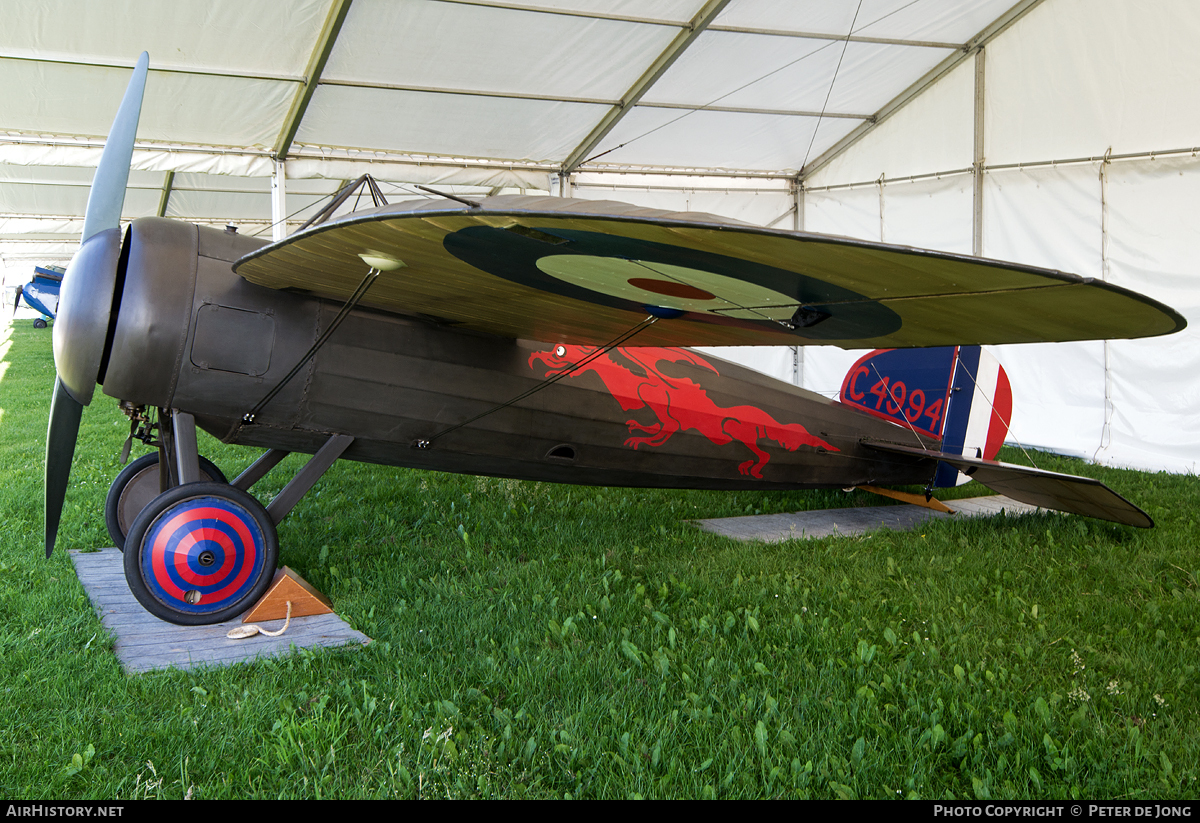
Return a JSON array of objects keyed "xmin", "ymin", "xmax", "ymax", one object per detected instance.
[
  {"xmin": 0, "ymin": 0, "xmax": 1028, "ymax": 245},
  {"xmin": 2, "ymin": 0, "xmax": 1197, "ymax": 473}
]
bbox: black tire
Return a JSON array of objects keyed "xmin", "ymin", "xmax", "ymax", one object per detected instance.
[
  {"xmin": 123, "ymin": 482, "xmax": 278, "ymax": 625},
  {"xmin": 105, "ymin": 452, "xmax": 227, "ymax": 551},
  {"xmin": 33, "ymin": 318, "xmax": 47, "ymax": 329}
]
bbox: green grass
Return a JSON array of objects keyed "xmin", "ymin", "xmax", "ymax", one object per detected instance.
[{"xmin": 1, "ymin": 318, "xmax": 1197, "ymax": 799}]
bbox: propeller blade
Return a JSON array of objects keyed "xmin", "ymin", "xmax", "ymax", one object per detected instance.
[
  {"xmin": 45, "ymin": 52, "xmax": 149, "ymax": 556},
  {"xmin": 45, "ymin": 378, "xmax": 84, "ymax": 557},
  {"xmin": 81, "ymin": 51, "xmax": 148, "ymax": 243},
  {"xmin": 12, "ymin": 285, "xmax": 21, "ymax": 317}
]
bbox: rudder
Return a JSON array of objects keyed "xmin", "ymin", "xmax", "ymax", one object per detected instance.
[{"xmin": 839, "ymin": 346, "xmax": 1012, "ymax": 487}]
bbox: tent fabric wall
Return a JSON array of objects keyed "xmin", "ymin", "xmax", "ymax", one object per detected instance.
[
  {"xmin": 804, "ymin": 58, "xmax": 976, "ymax": 186},
  {"xmin": 1101, "ymin": 156, "xmax": 1200, "ymax": 473},
  {"xmin": 793, "ymin": 0, "xmax": 1200, "ymax": 474},
  {"xmin": 984, "ymin": 163, "xmax": 1109, "ymax": 461},
  {"xmin": 571, "ymin": 174, "xmax": 794, "ymax": 228}
]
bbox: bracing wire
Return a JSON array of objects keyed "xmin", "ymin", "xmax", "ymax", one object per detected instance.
[
  {"xmin": 415, "ymin": 315, "xmax": 660, "ymax": 447},
  {"xmin": 867, "ymin": 359, "xmax": 931, "ymax": 452},
  {"xmin": 799, "ymin": 0, "xmax": 864, "ymax": 172},
  {"xmin": 248, "ymin": 197, "xmax": 330, "ymax": 238},
  {"xmin": 582, "ymin": 0, "xmax": 921, "ymax": 168},
  {"xmin": 951, "ymin": 354, "xmax": 1040, "ymax": 470},
  {"xmin": 627, "ymin": 260, "xmax": 802, "ymax": 330}
]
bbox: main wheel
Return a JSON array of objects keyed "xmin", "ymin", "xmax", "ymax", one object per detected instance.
[
  {"xmin": 33, "ymin": 318, "xmax": 47, "ymax": 329},
  {"xmin": 105, "ymin": 452, "xmax": 227, "ymax": 550},
  {"xmin": 123, "ymin": 482, "xmax": 278, "ymax": 625}
]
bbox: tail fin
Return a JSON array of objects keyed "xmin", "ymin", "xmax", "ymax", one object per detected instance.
[{"xmin": 840, "ymin": 346, "xmax": 1012, "ymax": 487}]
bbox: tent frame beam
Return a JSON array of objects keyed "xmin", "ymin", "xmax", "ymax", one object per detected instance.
[
  {"xmin": 802, "ymin": 144, "xmax": 1200, "ymax": 194},
  {"xmin": 319, "ymin": 79, "xmax": 873, "ymax": 120},
  {"xmin": 432, "ymin": 0, "xmax": 967, "ymax": 49},
  {"xmin": 560, "ymin": 0, "xmax": 733, "ymax": 175},
  {"xmin": 1, "ymin": 132, "xmax": 798, "ymax": 178},
  {"xmin": 274, "ymin": 0, "xmax": 354, "ymax": 161},
  {"xmin": 796, "ymin": 0, "xmax": 1048, "ymax": 183},
  {"xmin": 707, "ymin": 25, "xmax": 961, "ymax": 49},
  {"xmin": 0, "ymin": 51, "xmax": 302, "ymax": 84}
]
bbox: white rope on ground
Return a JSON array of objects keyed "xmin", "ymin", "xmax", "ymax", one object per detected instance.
[{"xmin": 226, "ymin": 601, "xmax": 292, "ymax": 640}]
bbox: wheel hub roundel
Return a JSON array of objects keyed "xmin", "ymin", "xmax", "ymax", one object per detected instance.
[{"xmin": 141, "ymin": 495, "xmax": 268, "ymax": 616}]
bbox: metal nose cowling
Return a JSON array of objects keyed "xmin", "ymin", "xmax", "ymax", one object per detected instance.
[
  {"xmin": 45, "ymin": 52, "xmax": 148, "ymax": 558},
  {"xmin": 53, "ymin": 227, "xmax": 124, "ymax": 404}
]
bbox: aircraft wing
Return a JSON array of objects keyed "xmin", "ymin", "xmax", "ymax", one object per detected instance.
[
  {"xmin": 862, "ymin": 440, "xmax": 1152, "ymax": 528},
  {"xmin": 233, "ymin": 195, "xmax": 1185, "ymax": 349}
]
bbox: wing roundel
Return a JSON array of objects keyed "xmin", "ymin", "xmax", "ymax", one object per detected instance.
[{"xmin": 233, "ymin": 195, "xmax": 1185, "ymax": 349}]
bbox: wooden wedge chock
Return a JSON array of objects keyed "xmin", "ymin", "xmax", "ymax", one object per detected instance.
[{"xmin": 242, "ymin": 566, "xmax": 333, "ymax": 622}]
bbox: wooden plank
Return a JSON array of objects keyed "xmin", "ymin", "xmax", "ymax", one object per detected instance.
[{"xmin": 69, "ymin": 547, "xmax": 370, "ymax": 674}]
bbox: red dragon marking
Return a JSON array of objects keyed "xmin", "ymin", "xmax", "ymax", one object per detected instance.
[{"xmin": 529, "ymin": 345, "xmax": 839, "ymax": 479}]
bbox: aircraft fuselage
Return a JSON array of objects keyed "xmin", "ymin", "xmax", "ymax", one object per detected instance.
[{"xmin": 100, "ymin": 217, "xmax": 936, "ymax": 492}]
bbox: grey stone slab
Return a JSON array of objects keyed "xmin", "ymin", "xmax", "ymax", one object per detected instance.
[
  {"xmin": 945, "ymin": 495, "xmax": 1040, "ymax": 517},
  {"xmin": 694, "ymin": 495, "xmax": 1040, "ymax": 543},
  {"xmin": 69, "ymin": 547, "xmax": 371, "ymax": 674}
]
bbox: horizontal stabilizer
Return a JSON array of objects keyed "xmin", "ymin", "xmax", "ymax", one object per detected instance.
[{"xmin": 862, "ymin": 441, "xmax": 1152, "ymax": 528}]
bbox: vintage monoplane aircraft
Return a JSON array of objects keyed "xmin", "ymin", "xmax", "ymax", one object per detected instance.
[
  {"xmin": 13, "ymin": 265, "xmax": 63, "ymax": 328},
  {"xmin": 44, "ymin": 55, "xmax": 1186, "ymax": 625}
]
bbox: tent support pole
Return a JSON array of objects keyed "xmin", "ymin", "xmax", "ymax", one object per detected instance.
[
  {"xmin": 792, "ymin": 180, "xmax": 803, "ymax": 232},
  {"xmin": 271, "ymin": 159, "xmax": 287, "ymax": 242},
  {"xmin": 972, "ymin": 47, "xmax": 985, "ymax": 257}
]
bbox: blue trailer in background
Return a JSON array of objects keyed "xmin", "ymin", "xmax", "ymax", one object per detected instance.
[{"xmin": 14, "ymin": 265, "xmax": 63, "ymax": 328}]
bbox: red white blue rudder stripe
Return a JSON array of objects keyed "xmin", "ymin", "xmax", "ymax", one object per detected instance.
[
  {"xmin": 935, "ymin": 346, "xmax": 1012, "ymax": 487},
  {"xmin": 839, "ymin": 346, "xmax": 1012, "ymax": 488}
]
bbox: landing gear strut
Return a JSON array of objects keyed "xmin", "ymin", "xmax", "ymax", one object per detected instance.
[
  {"xmin": 115, "ymin": 407, "xmax": 354, "ymax": 625},
  {"xmin": 104, "ymin": 452, "xmax": 227, "ymax": 550}
]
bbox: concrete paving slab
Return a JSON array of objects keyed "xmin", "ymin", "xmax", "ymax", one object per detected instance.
[
  {"xmin": 70, "ymin": 546, "xmax": 371, "ymax": 674},
  {"xmin": 694, "ymin": 494, "xmax": 1040, "ymax": 543}
]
